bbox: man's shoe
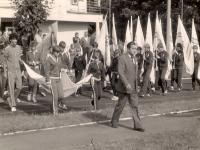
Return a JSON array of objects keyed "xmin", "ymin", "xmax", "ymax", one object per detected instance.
[
  {"xmin": 58, "ymin": 103, "xmax": 68, "ymax": 110},
  {"xmin": 134, "ymin": 127, "xmax": 145, "ymax": 132},
  {"xmin": 32, "ymin": 95, "xmax": 37, "ymax": 103},
  {"xmin": 40, "ymin": 91, "xmax": 46, "ymax": 97},
  {"xmin": 170, "ymin": 86, "xmax": 174, "ymax": 91},
  {"xmin": 139, "ymin": 94, "xmax": 144, "ymax": 98},
  {"xmin": 11, "ymin": 107, "xmax": 16, "ymax": 112},
  {"xmin": 16, "ymin": 98, "xmax": 22, "ymax": 103},
  {"xmin": 111, "ymin": 122, "xmax": 118, "ymax": 128}
]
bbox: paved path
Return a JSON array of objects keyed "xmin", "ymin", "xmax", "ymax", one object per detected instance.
[{"xmin": 0, "ymin": 110, "xmax": 199, "ymax": 150}]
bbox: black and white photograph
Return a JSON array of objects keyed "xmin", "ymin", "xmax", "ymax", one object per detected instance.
[{"xmin": 0, "ymin": 0, "xmax": 200, "ymax": 149}]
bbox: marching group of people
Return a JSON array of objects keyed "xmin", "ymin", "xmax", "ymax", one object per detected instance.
[{"xmin": 0, "ymin": 29, "xmax": 200, "ymax": 131}]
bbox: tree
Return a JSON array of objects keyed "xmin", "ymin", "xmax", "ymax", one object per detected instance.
[
  {"xmin": 10, "ymin": 0, "xmax": 53, "ymax": 38},
  {"xmin": 101, "ymin": 0, "xmax": 200, "ymax": 42}
]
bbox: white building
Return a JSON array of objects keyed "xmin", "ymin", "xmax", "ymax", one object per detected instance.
[{"xmin": 0, "ymin": 0, "xmax": 103, "ymax": 46}]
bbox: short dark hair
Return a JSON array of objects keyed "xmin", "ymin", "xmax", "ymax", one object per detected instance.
[
  {"xmin": 52, "ymin": 45, "xmax": 60, "ymax": 53},
  {"xmin": 127, "ymin": 41, "xmax": 135, "ymax": 49},
  {"xmin": 9, "ymin": 33, "xmax": 18, "ymax": 41},
  {"xmin": 93, "ymin": 42, "xmax": 98, "ymax": 48},
  {"xmin": 176, "ymin": 43, "xmax": 183, "ymax": 50},
  {"xmin": 59, "ymin": 41, "xmax": 66, "ymax": 48}
]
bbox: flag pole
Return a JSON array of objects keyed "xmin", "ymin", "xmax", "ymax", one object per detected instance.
[{"xmin": 166, "ymin": 0, "xmax": 171, "ymax": 51}]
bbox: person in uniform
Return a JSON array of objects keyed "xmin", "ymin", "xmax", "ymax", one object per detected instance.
[
  {"xmin": 80, "ymin": 31, "xmax": 91, "ymax": 58},
  {"xmin": 72, "ymin": 49, "xmax": 86, "ymax": 96},
  {"xmin": 87, "ymin": 49, "xmax": 105, "ymax": 109},
  {"xmin": 191, "ymin": 45, "xmax": 200, "ymax": 91},
  {"xmin": 170, "ymin": 43, "xmax": 184, "ymax": 91},
  {"xmin": 26, "ymin": 41, "xmax": 41, "ymax": 103},
  {"xmin": 156, "ymin": 42, "xmax": 168, "ymax": 96},
  {"xmin": 4, "ymin": 33, "xmax": 23, "ymax": 112},
  {"xmin": 110, "ymin": 49, "xmax": 121, "ymax": 101},
  {"xmin": 135, "ymin": 46, "xmax": 144, "ymax": 88},
  {"xmin": 139, "ymin": 43, "xmax": 153, "ymax": 97},
  {"xmin": 111, "ymin": 42, "xmax": 145, "ymax": 132},
  {"xmin": 46, "ymin": 45, "xmax": 67, "ymax": 115}
]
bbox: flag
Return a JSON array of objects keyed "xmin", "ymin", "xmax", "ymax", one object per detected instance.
[
  {"xmin": 124, "ymin": 20, "xmax": 132, "ymax": 53},
  {"xmin": 96, "ymin": 22, "xmax": 100, "ymax": 42},
  {"xmin": 168, "ymin": 18, "xmax": 174, "ymax": 62},
  {"xmin": 23, "ymin": 61, "xmax": 92, "ymax": 97},
  {"xmin": 175, "ymin": 16, "xmax": 194, "ymax": 75},
  {"xmin": 96, "ymin": 15, "xmax": 111, "ymax": 66},
  {"xmin": 130, "ymin": 16, "xmax": 133, "ymax": 41},
  {"xmin": 134, "ymin": 16, "xmax": 145, "ymax": 49},
  {"xmin": 145, "ymin": 13, "xmax": 155, "ymax": 83},
  {"xmin": 112, "ymin": 13, "xmax": 118, "ymax": 51},
  {"xmin": 191, "ymin": 19, "xmax": 200, "ymax": 79}
]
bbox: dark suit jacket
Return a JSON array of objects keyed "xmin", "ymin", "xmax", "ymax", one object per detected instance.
[{"xmin": 116, "ymin": 53, "xmax": 137, "ymax": 94}]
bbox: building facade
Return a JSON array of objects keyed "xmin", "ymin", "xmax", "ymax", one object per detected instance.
[{"xmin": 0, "ymin": 0, "xmax": 103, "ymax": 46}]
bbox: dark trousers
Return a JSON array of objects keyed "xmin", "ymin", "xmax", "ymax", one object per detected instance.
[
  {"xmin": 50, "ymin": 78, "xmax": 64, "ymax": 114},
  {"xmin": 140, "ymin": 68, "xmax": 151, "ymax": 95},
  {"xmin": 192, "ymin": 70, "xmax": 200, "ymax": 90},
  {"xmin": 111, "ymin": 73, "xmax": 118, "ymax": 96},
  {"xmin": 91, "ymin": 80, "xmax": 102, "ymax": 109},
  {"xmin": 171, "ymin": 68, "xmax": 183, "ymax": 88},
  {"xmin": 75, "ymin": 70, "xmax": 83, "ymax": 94},
  {"xmin": 111, "ymin": 92, "xmax": 142, "ymax": 129},
  {"xmin": 158, "ymin": 68, "xmax": 167, "ymax": 93}
]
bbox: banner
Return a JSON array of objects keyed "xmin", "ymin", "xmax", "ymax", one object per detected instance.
[
  {"xmin": 124, "ymin": 20, "xmax": 132, "ymax": 53},
  {"xmin": 112, "ymin": 13, "xmax": 118, "ymax": 51}
]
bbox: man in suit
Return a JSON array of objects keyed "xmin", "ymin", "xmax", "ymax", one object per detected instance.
[{"xmin": 111, "ymin": 42, "xmax": 145, "ymax": 132}]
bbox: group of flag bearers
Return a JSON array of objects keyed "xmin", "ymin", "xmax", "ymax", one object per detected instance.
[{"xmin": 0, "ymin": 12, "xmax": 200, "ymax": 122}]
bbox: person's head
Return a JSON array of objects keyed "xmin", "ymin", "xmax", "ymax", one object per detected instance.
[
  {"xmin": 59, "ymin": 41, "xmax": 66, "ymax": 52},
  {"xmin": 157, "ymin": 42, "xmax": 164, "ymax": 52},
  {"xmin": 29, "ymin": 41, "xmax": 37, "ymax": 51},
  {"xmin": 42, "ymin": 34, "xmax": 47, "ymax": 39},
  {"xmin": 75, "ymin": 32, "xmax": 79, "ymax": 38},
  {"xmin": 52, "ymin": 45, "xmax": 60, "ymax": 57},
  {"xmin": 84, "ymin": 31, "xmax": 88, "ymax": 37},
  {"xmin": 176, "ymin": 43, "xmax": 183, "ymax": 52},
  {"xmin": 93, "ymin": 42, "xmax": 98, "ymax": 48},
  {"xmin": 127, "ymin": 41, "xmax": 137, "ymax": 56},
  {"xmin": 137, "ymin": 46, "xmax": 142, "ymax": 54},
  {"xmin": 38, "ymin": 29, "xmax": 42, "ymax": 36},
  {"xmin": 9, "ymin": 33, "xmax": 18, "ymax": 47},
  {"xmin": 144, "ymin": 43, "xmax": 150, "ymax": 52},
  {"xmin": 93, "ymin": 50, "xmax": 100, "ymax": 60},
  {"xmin": 193, "ymin": 45, "xmax": 198, "ymax": 53}
]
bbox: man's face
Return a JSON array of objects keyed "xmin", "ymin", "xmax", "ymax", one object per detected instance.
[
  {"xmin": 144, "ymin": 46, "xmax": 150, "ymax": 52},
  {"xmin": 53, "ymin": 51, "xmax": 59, "ymax": 57},
  {"xmin": 128, "ymin": 44, "xmax": 137, "ymax": 56},
  {"xmin": 75, "ymin": 33, "xmax": 79, "ymax": 38},
  {"xmin": 10, "ymin": 39, "xmax": 17, "ymax": 47},
  {"xmin": 193, "ymin": 47, "xmax": 198, "ymax": 53}
]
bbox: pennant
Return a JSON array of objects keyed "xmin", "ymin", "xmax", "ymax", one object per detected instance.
[
  {"xmin": 134, "ymin": 16, "xmax": 145, "ymax": 49},
  {"xmin": 124, "ymin": 20, "xmax": 132, "ymax": 53},
  {"xmin": 145, "ymin": 13, "xmax": 155, "ymax": 83},
  {"xmin": 112, "ymin": 13, "xmax": 118, "ymax": 51},
  {"xmin": 175, "ymin": 16, "xmax": 194, "ymax": 75}
]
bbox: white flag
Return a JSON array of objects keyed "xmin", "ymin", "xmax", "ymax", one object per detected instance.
[
  {"xmin": 112, "ymin": 13, "xmax": 118, "ymax": 51},
  {"xmin": 176, "ymin": 16, "xmax": 194, "ymax": 75},
  {"xmin": 124, "ymin": 20, "xmax": 132, "ymax": 53},
  {"xmin": 134, "ymin": 16, "xmax": 145, "ymax": 49},
  {"xmin": 145, "ymin": 13, "xmax": 155, "ymax": 83}
]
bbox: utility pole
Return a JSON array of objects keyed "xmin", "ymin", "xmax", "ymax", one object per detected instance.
[{"xmin": 166, "ymin": 0, "xmax": 171, "ymax": 50}]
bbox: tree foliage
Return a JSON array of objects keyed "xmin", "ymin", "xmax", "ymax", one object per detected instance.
[
  {"xmin": 10, "ymin": 0, "xmax": 53, "ymax": 36},
  {"xmin": 101, "ymin": 0, "xmax": 200, "ymax": 42}
]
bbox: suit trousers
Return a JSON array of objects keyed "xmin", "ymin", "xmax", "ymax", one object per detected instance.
[
  {"xmin": 171, "ymin": 68, "xmax": 183, "ymax": 88},
  {"xmin": 50, "ymin": 78, "xmax": 64, "ymax": 114},
  {"xmin": 158, "ymin": 68, "xmax": 167, "ymax": 93},
  {"xmin": 7, "ymin": 71, "xmax": 22, "ymax": 108},
  {"xmin": 111, "ymin": 92, "xmax": 142, "ymax": 129}
]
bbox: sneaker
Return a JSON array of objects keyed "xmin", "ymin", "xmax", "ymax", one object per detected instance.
[
  {"xmin": 146, "ymin": 93, "xmax": 151, "ymax": 97},
  {"xmin": 32, "ymin": 95, "xmax": 37, "ymax": 103},
  {"xmin": 139, "ymin": 94, "xmax": 145, "ymax": 98},
  {"xmin": 11, "ymin": 107, "xmax": 16, "ymax": 112},
  {"xmin": 27, "ymin": 94, "xmax": 32, "ymax": 101},
  {"xmin": 58, "ymin": 103, "xmax": 68, "ymax": 110},
  {"xmin": 40, "ymin": 91, "xmax": 46, "ymax": 97},
  {"xmin": 164, "ymin": 90, "xmax": 168, "ymax": 94},
  {"xmin": 16, "ymin": 98, "xmax": 22, "ymax": 103},
  {"xmin": 177, "ymin": 88, "xmax": 181, "ymax": 92},
  {"xmin": 111, "ymin": 96, "xmax": 119, "ymax": 101},
  {"xmin": 170, "ymin": 86, "xmax": 174, "ymax": 91},
  {"xmin": 151, "ymin": 87, "xmax": 155, "ymax": 92}
]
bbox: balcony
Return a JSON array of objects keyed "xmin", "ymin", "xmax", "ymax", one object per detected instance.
[{"xmin": 87, "ymin": 0, "xmax": 101, "ymax": 14}]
